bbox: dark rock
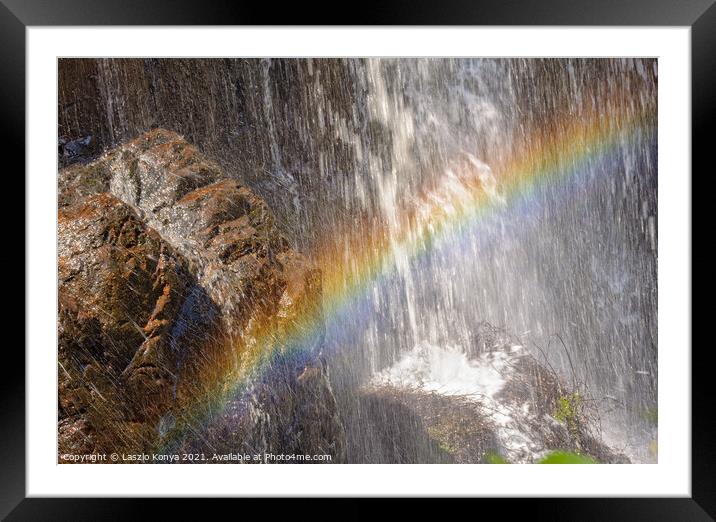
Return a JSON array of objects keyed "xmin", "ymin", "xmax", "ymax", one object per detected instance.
[
  {"xmin": 58, "ymin": 155, "xmax": 114, "ymax": 208},
  {"xmin": 57, "ymin": 130, "xmax": 345, "ymax": 462},
  {"xmin": 59, "ymin": 135, "xmax": 99, "ymax": 166},
  {"xmin": 360, "ymin": 325, "xmax": 630, "ymax": 464},
  {"xmin": 348, "ymin": 388, "xmax": 491, "ymax": 464},
  {"xmin": 58, "ymin": 193, "xmax": 205, "ymax": 455}
]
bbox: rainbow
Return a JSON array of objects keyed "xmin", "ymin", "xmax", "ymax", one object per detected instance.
[{"xmin": 159, "ymin": 96, "xmax": 656, "ymax": 453}]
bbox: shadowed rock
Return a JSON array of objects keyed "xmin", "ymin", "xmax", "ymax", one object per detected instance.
[
  {"xmin": 360, "ymin": 323, "xmax": 630, "ymax": 464},
  {"xmin": 58, "ymin": 129, "xmax": 345, "ymax": 462},
  {"xmin": 58, "ymin": 193, "xmax": 208, "ymax": 454}
]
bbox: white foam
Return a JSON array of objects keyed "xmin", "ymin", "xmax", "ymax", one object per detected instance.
[
  {"xmin": 372, "ymin": 341, "xmax": 545, "ymax": 462},
  {"xmin": 372, "ymin": 340, "xmax": 507, "ymax": 399}
]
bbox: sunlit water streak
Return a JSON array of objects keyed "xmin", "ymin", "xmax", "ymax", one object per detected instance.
[{"xmin": 158, "ymin": 65, "xmax": 657, "ymax": 464}]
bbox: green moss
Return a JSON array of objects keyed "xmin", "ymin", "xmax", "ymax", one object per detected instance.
[
  {"xmin": 538, "ymin": 451, "xmax": 597, "ymax": 464},
  {"xmin": 642, "ymin": 407, "xmax": 658, "ymax": 425},
  {"xmin": 484, "ymin": 451, "xmax": 509, "ymax": 464},
  {"xmin": 649, "ymin": 439, "xmax": 658, "ymax": 457},
  {"xmin": 554, "ymin": 391, "xmax": 582, "ymax": 433}
]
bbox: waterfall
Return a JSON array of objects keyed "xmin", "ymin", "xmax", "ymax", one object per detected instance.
[{"xmin": 58, "ymin": 57, "xmax": 658, "ymax": 463}]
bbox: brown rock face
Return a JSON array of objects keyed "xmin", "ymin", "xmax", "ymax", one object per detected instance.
[
  {"xmin": 58, "ymin": 193, "xmax": 199, "ymax": 454},
  {"xmin": 58, "ymin": 129, "xmax": 345, "ymax": 462}
]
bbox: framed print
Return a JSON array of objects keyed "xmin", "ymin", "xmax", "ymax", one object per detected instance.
[{"xmin": 8, "ymin": 0, "xmax": 713, "ymax": 518}]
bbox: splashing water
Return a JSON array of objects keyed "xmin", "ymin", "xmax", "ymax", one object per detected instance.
[
  {"xmin": 373, "ymin": 341, "xmax": 511, "ymax": 399},
  {"xmin": 61, "ymin": 58, "xmax": 658, "ymax": 463},
  {"xmin": 372, "ymin": 341, "xmax": 547, "ymax": 463}
]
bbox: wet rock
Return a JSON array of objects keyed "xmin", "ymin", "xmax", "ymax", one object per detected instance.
[
  {"xmin": 57, "ymin": 130, "xmax": 345, "ymax": 461},
  {"xmin": 182, "ymin": 357, "xmax": 346, "ymax": 463},
  {"xmin": 492, "ymin": 346, "xmax": 631, "ymax": 464},
  {"xmin": 58, "ymin": 155, "xmax": 114, "ymax": 208},
  {"xmin": 59, "ymin": 135, "xmax": 99, "ymax": 166},
  {"xmin": 58, "ymin": 193, "xmax": 204, "ymax": 455},
  {"xmin": 352, "ymin": 384, "xmax": 499, "ymax": 464},
  {"xmin": 363, "ymin": 325, "xmax": 630, "ymax": 464},
  {"xmin": 62, "ymin": 130, "xmax": 284, "ymax": 328}
]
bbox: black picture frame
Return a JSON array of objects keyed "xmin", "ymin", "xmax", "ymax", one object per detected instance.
[{"xmin": 6, "ymin": 1, "xmax": 712, "ymax": 519}]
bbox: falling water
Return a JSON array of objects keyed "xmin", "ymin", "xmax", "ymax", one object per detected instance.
[{"xmin": 59, "ymin": 57, "xmax": 658, "ymax": 463}]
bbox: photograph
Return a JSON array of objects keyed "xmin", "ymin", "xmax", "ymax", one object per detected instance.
[{"xmin": 56, "ymin": 57, "xmax": 658, "ymax": 465}]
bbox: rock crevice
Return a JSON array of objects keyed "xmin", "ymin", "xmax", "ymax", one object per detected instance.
[{"xmin": 58, "ymin": 129, "xmax": 346, "ymax": 462}]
